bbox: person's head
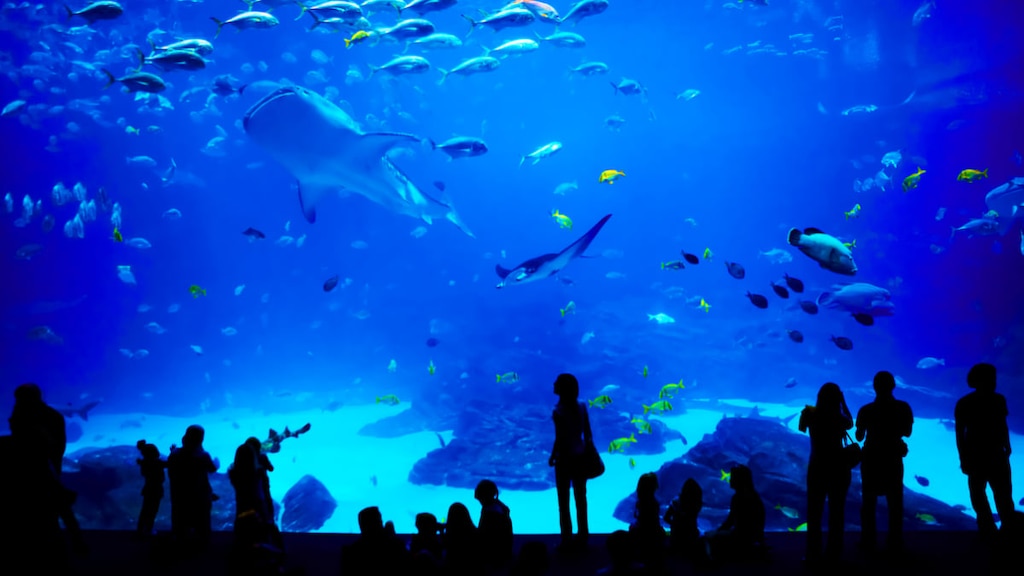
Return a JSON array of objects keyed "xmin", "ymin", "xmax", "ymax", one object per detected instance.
[
  {"xmin": 415, "ymin": 512, "xmax": 439, "ymax": 534},
  {"xmin": 967, "ymin": 363, "xmax": 997, "ymax": 392},
  {"xmin": 729, "ymin": 464, "xmax": 755, "ymax": 493},
  {"xmin": 815, "ymin": 382, "xmax": 843, "ymax": 413},
  {"xmin": 138, "ymin": 441, "xmax": 160, "ymax": 460},
  {"xmin": 446, "ymin": 502, "xmax": 474, "ymax": 532},
  {"xmin": 681, "ymin": 477, "xmax": 702, "ymax": 504},
  {"xmin": 13, "ymin": 383, "xmax": 43, "ymax": 405},
  {"xmin": 245, "ymin": 436, "xmax": 262, "ymax": 454},
  {"xmin": 553, "ymin": 373, "xmax": 579, "ymax": 401},
  {"xmin": 233, "ymin": 441, "xmax": 257, "ymax": 470},
  {"xmin": 872, "ymin": 371, "xmax": 896, "ymax": 396},
  {"xmin": 636, "ymin": 472, "xmax": 659, "ymax": 499},
  {"xmin": 357, "ymin": 506, "xmax": 384, "ymax": 535},
  {"xmin": 474, "ymin": 479, "xmax": 499, "ymax": 504},
  {"xmin": 182, "ymin": 424, "xmax": 205, "ymax": 449}
]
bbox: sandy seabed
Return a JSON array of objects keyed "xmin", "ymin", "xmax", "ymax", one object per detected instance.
[{"xmin": 68, "ymin": 400, "xmax": 1024, "ymax": 533}]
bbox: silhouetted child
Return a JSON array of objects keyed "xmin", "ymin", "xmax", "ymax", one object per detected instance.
[
  {"xmin": 475, "ymin": 479, "xmax": 514, "ymax": 569},
  {"xmin": 136, "ymin": 440, "xmax": 167, "ymax": 537},
  {"xmin": 442, "ymin": 502, "xmax": 482, "ymax": 576},
  {"xmin": 629, "ymin": 472, "xmax": 665, "ymax": 568},
  {"xmin": 664, "ymin": 478, "xmax": 703, "ymax": 560},
  {"xmin": 704, "ymin": 464, "xmax": 766, "ymax": 564},
  {"xmin": 410, "ymin": 512, "xmax": 444, "ymax": 566},
  {"xmin": 340, "ymin": 506, "xmax": 410, "ymax": 576}
]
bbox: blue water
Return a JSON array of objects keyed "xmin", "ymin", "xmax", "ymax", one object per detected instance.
[{"xmin": 2, "ymin": 0, "xmax": 1023, "ymax": 532}]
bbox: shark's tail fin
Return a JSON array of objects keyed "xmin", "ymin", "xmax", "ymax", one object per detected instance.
[{"xmin": 446, "ymin": 206, "xmax": 475, "ymax": 238}]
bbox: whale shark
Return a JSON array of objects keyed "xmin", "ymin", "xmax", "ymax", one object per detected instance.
[
  {"xmin": 495, "ymin": 214, "xmax": 611, "ymax": 288},
  {"xmin": 242, "ymin": 85, "xmax": 473, "ymax": 236}
]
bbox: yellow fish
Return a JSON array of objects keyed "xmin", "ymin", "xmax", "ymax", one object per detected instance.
[
  {"xmin": 956, "ymin": 168, "xmax": 988, "ymax": 183},
  {"xmin": 702, "ymin": 247, "xmax": 713, "ymax": 260},
  {"xmin": 643, "ymin": 400, "xmax": 673, "ymax": 415},
  {"xmin": 560, "ymin": 300, "xmax": 576, "ymax": 317},
  {"xmin": 843, "ymin": 239, "xmax": 857, "ymax": 250},
  {"xmin": 642, "ymin": 365, "xmax": 649, "ymax": 378},
  {"xmin": 720, "ymin": 469, "xmax": 731, "ymax": 483},
  {"xmin": 189, "ymin": 285, "xmax": 206, "ymax": 298},
  {"xmin": 428, "ymin": 360, "xmax": 436, "ymax": 375},
  {"xmin": 698, "ymin": 298, "xmax": 711, "ymax": 313},
  {"xmin": 628, "ymin": 457, "xmax": 636, "ymax": 469},
  {"xmin": 902, "ymin": 167, "xmax": 926, "ymax": 192},
  {"xmin": 608, "ymin": 433, "xmax": 636, "ymax": 453},
  {"xmin": 112, "ymin": 227, "xmax": 123, "ymax": 243},
  {"xmin": 598, "ymin": 169, "xmax": 625, "ymax": 184},
  {"xmin": 787, "ymin": 522, "xmax": 808, "ymax": 532},
  {"xmin": 659, "ymin": 380, "xmax": 684, "ymax": 399},
  {"xmin": 125, "ymin": 126, "xmax": 140, "ymax": 136},
  {"xmin": 550, "ymin": 209, "xmax": 573, "ymax": 229},
  {"xmin": 916, "ymin": 513, "xmax": 938, "ymax": 525},
  {"xmin": 844, "ymin": 203, "xmax": 862, "ymax": 220},
  {"xmin": 345, "ymin": 30, "xmax": 372, "ymax": 48},
  {"xmin": 376, "ymin": 394, "xmax": 400, "ymax": 406},
  {"xmin": 588, "ymin": 395, "xmax": 612, "ymax": 409}
]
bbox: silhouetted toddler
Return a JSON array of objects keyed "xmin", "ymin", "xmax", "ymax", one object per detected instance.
[
  {"xmin": 136, "ymin": 440, "xmax": 167, "ymax": 537},
  {"xmin": 664, "ymin": 478, "xmax": 703, "ymax": 560},
  {"xmin": 410, "ymin": 512, "xmax": 444, "ymax": 566}
]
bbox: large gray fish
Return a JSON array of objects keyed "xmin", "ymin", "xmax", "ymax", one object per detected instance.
[
  {"xmin": 984, "ymin": 176, "xmax": 1024, "ymax": 235},
  {"xmin": 243, "ymin": 85, "xmax": 472, "ymax": 236}
]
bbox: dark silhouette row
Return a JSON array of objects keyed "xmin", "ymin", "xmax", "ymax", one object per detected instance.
[{"xmin": 0, "ymin": 364, "xmax": 1017, "ymax": 575}]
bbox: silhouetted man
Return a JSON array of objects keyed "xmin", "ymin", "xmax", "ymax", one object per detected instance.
[
  {"xmin": 856, "ymin": 371, "xmax": 913, "ymax": 553},
  {"xmin": 955, "ymin": 363, "xmax": 1015, "ymax": 536}
]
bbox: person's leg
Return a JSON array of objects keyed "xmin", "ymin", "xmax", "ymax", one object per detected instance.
[
  {"xmin": 826, "ymin": 469, "xmax": 851, "ymax": 561},
  {"xmin": 860, "ymin": 462, "xmax": 878, "ymax": 551},
  {"xmin": 554, "ymin": 464, "xmax": 573, "ymax": 544},
  {"xmin": 573, "ymin": 473, "xmax": 589, "ymax": 545},
  {"xmin": 968, "ymin": 470, "xmax": 997, "ymax": 534},
  {"xmin": 805, "ymin": 467, "xmax": 826, "ymax": 559},
  {"xmin": 988, "ymin": 458, "xmax": 1016, "ymax": 531},
  {"xmin": 887, "ymin": 460, "xmax": 904, "ymax": 551}
]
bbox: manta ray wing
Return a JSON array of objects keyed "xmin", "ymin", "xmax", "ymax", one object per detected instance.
[
  {"xmin": 244, "ymin": 85, "xmax": 468, "ymax": 229},
  {"xmin": 496, "ymin": 214, "xmax": 611, "ymax": 286}
]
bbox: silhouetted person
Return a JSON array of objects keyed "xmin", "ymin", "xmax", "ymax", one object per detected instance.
[
  {"xmin": 856, "ymin": 370, "xmax": 913, "ymax": 553},
  {"xmin": 704, "ymin": 464, "xmax": 766, "ymax": 564},
  {"xmin": 167, "ymin": 424, "xmax": 218, "ymax": 551},
  {"xmin": 629, "ymin": 472, "xmax": 665, "ymax": 570},
  {"xmin": 664, "ymin": 478, "xmax": 703, "ymax": 561},
  {"xmin": 799, "ymin": 382, "xmax": 854, "ymax": 563},
  {"xmin": 442, "ymin": 502, "xmax": 482, "ymax": 576},
  {"xmin": 548, "ymin": 372, "xmax": 593, "ymax": 552},
  {"xmin": 340, "ymin": 506, "xmax": 410, "ymax": 576},
  {"xmin": 410, "ymin": 512, "xmax": 444, "ymax": 571},
  {"xmin": 510, "ymin": 541, "xmax": 550, "ymax": 576},
  {"xmin": 955, "ymin": 363, "xmax": 1015, "ymax": 536},
  {"xmin": 597, "ymin": 530, "xmax": 652, "ymax": 576},
  {"xmin": 8, "ymin": 383, "xmax": 87, "ymax": 556},
  {"xmin": 475, "ymin": 479, "xmax": 514, "ymax": 569},
  {"xmin": 136, "ymin": 440, "xmax": 167, "ymax": 538}
]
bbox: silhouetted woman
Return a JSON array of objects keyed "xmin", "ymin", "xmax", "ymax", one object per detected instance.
[
  {"xmin": 704, "ymin": 464, "xmax": 765, "ymax": 563},
  {"xmin": 799, "ymin": 382, "xmax": 854, "ymax": 563},
  {"xmin": 548, "ymin": 373, "xmax": 594, "ymax": 551},
  {"xmin": 630, "ymin": 471, "xmax": 666, "ymax": 569},
  {"xmin": 167, "ymin": 424, "xmax": 218, "ymax": 550}
]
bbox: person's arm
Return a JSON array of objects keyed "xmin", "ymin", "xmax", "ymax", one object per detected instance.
[
  {"xmin": 798, "ymin": 407, "xmax": 810, "ymax": 433},
  {"xmin": 999, "ymin": 395, "xmax": 1011, "ymax": 456},
  {"xmin": 954, "ymin": 398, "xmax": 968, "ymax": 465},
  {"xmin": 840, "ymin": 395, "xmax": 853, "ymax": 430},
  {"xmin": 902, "ymin": 403, "xmax": 914, "ymax": 438},
  {"xmin": 581, "ymin": 403, "xmax": 594, "ymax": 444},
  {"xmin": 855, "ymin": 407, "xmax": 866, "ymax": 442},
  {"xmin": 549, "ymin": 410, "xmax": 559, "ymax": 465}
]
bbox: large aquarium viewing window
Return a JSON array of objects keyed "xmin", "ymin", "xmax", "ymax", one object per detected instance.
[{"xmin": 1, "ymin": 0, "xmax": 1022, "ymax": 538}]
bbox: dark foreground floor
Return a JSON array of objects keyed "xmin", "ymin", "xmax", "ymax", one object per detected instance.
[{"xmin": 17, "ymin": 530, "xmax": 1021, "ymax": 576}]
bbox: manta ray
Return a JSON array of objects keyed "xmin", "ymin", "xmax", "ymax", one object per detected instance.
[
  {"xmin": 242, "ymin": 85, "xmax": 473, "ymax": 236},
  {"xmin": 495, "ymin": 214, "xmax": 611, "ymax": 288}
]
